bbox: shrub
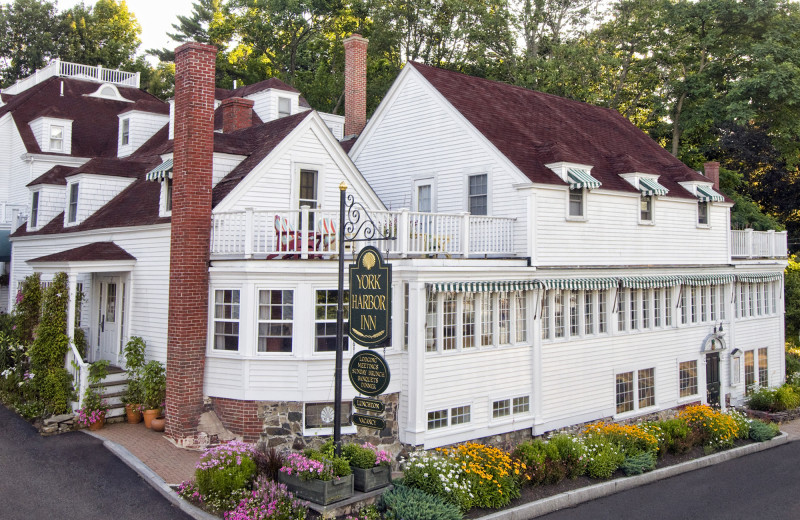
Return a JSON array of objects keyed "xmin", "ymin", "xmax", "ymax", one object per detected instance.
[
  {"xmin": 621, "ymin": 451, "xmax": 656, "ymax": 476},
  {"xmin": 223, "ymin": 476, "xmax": 308, "ymax": 520},
  {"xmin": 29, "ymin": 272, "xmax": 69, "ymax": 371},
  {"xmin": 195, "ymin": 440, "xmax": 258, "ymax": 509},
  {"xmin": 141, "ymin": 360, "xmax": 166, "ymax": 410},
  {"xmin": 583, "ymin": 435, "xmax": 625, "ymax": 479},
  {"xmin": 36, "ymin": 367, "xmax": 74, "ymax": 415},
  {"xmin": 549, "ymin": 433, "xmax": 587, "ymax": 479},
  {"xmin": 437, "ymin": 442, "xmax": 525, "ymax": 509},
  {"xmin": 282, "ymin": 451, "xmax": 351, "ymax": 481},
  {"xmin": 253, "ymin": 445, "xmax": 284, "ymax": 480},
  {"xmin": 345, "ymin": 505, "xmax": 381, "ymax": 520},
  {"xmin": 749, "ymin": 420, "xmax": 781, "ymax": 442},
  {"xmin": 401, "ymin": 451, "xmax": 473, "ymax": 511},
  {"xmin": 380, "ymin": 483, "xmax": 462, "ymax": 520},
  {"xmin": 774, "ymin": 385, "xmax": 800, "ymax": 411},
  {"xmin": 14, "ymin": 273, "xmax": 41, "ymax": 344},
  {"xmin": 343, "ymin": 442, "xmax": 392, "ymax": 469},
  {"xmin": 747, "ymin": 387, "xmax": 777, "ymax": 411},
  {"xmin": 657, "ymin": 418, "xmax": 693, "ymax": 454},
  {"xmin": 513, "ymin": 438, "xmax": 570, "ymax": 485},
  {"xmin": 678, "ymin": 405, "xmax": 740, "ymax": 450},
  {"xmin": 583, "ymin": 421, "xmax": 659, "ymax": 456}
]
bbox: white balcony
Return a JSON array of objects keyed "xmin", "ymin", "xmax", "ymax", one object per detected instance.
[
  {"xmin": 210, "ymin": 207, "xmax": 518, "ymax": 260},
  {"xmin": 2, "ymin": 59, "xmax": 140, "ymax": 95},
  {"xmin": 731, "ymin": 229, "xmax": 788, "ymax": 259}
]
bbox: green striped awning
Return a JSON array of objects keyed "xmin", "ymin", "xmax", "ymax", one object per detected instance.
[
  {"xmin": 682, "ymin": 274, "xmax": 735, "ymax": 286},
  {"xmin": 540, "ymin": 278, "xmax": 618, "ymax": 291},
  {"xmin": 145, "ymin": 158, "xmax": 173, "ymax": 181},
  {"xmin": 620, "ymin": 275, "xmax": 682, "ymax": 289},
  {"xmin": 429, "ymin": 280, "xmax": 541, "ymax": 293},
  {"xmin": 567, "ymin": 168, "xmax": 602, "ymax": 190},
  {"xmin": 696, "ymin": 185, "xmax": 724, "ymax": 202},
  {"xmin": 638, "ymin": 178, "xmax": 669, "ymax": 196},
  {"xmin": 736, "ymin": 272, "xmax": 784, "ymax": 283}
]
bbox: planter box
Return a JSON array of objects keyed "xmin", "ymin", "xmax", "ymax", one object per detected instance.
[
  {"xmin": 351, "ymin": 465, "xmax": 391, "ymax": 492},
  {"xmin": 279, "ymin": 472, "xmax": 354, "ymax": 505}
]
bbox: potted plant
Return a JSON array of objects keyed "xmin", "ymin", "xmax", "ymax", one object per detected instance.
[
  {"xmin": 343, "ymin": 442, "xmax": 392, "ymax": 492},
  {"xmin": 122, "ymin": 336, "xmax": 146, "ymax": 423},
  {"xmin": 278, "ymin": 451, "xmax": 353, "ymax": 505},
  {"xmin": 76, "ymin": 360, "xmax": 109, "ymax": 431},
  {"xmin": 140, "ymin": 360, "xmax": 166, "ymax": 428}
]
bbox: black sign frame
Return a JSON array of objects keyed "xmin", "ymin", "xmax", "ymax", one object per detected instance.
[
  {"xmin": 348, "ymin": 245, "xmax": 392, "ymax": 347},
  {"xmin": 348, "ymin": 350, "xmax": 391, "ymax": 397}
]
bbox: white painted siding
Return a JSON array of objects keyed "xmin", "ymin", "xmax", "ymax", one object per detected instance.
[
  {"xmin": 28, "ymin": 185, "xmax": 65, "ymax": 231},
  {"xmin": 117, "ymin": 111, "xmax": 168, "ymax": 158},
  {"xmin": 246, "ymin": 90, "xmax": 300, "ymax": 123},
  {"xmin": 64, "ymin": 174, "xmax": 135, "ymax": 226},
  {"xmin": 29, "ymin": 117, "xmax": 73, "ymax": 154},
  {"xmin": 212, "ymin": 153, "xmax": 246, "ymax": 188},
  {"xmin": 319, "ymin": 113, "xmax": 344, "ymax": 140}
]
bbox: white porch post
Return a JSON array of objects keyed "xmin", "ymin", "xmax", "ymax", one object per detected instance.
[
  {"xmin": 405, "ymin": 281, "xmax": 426, "ymax": 446},
  {"xmin": 66, "ymin": 272, "xmax": 78, "ymax": 345}
]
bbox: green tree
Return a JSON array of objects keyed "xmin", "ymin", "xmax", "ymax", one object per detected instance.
[
  {"xmin": 786, "ymin": 256, "xmax": 800, "ymax": 347},
  {"xmin": 0, "ymin": 0, "xmax": 62, "ymax": 86},
  {"xmin": 59, "ymin": 0, "xmax": 142, "ymax": 68}
]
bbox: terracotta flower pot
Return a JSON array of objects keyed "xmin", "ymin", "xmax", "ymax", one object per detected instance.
[
  {"xmin": 88, "ymin": 413, "xmax": 106, "ymax": 431},
  {"xmin": 151, "ymin": 416, "xmax": 166, "ymax": 432},
  {"xmin": 143, "ymin": 408, "xmax": 160, "ymax": 429},
  {"xmin": 125, "ymin": 404, "xmax": 143, "ymax": 424}
]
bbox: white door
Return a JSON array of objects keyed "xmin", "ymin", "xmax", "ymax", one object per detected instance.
[{"xmin": 96, "ymin": 276, "xmax": 121, "ymax": 363}]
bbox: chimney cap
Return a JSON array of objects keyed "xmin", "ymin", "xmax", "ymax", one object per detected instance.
[{"xmin": 344, "ymin": 33, "xmax": 368, "ymax": 44}]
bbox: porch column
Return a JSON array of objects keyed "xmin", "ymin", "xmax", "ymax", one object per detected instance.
[
  {"xmin": 405, "ymin": 281, "xmax": 426, "ymax": 446},
  {"xmin": 66, "ymin": 272, "xmax": 78, "ymax": 346}
]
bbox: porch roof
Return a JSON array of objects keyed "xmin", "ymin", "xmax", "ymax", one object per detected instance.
[{"xmin": 27, "ymin": 241, "xmax": 136, "ymax": 273}]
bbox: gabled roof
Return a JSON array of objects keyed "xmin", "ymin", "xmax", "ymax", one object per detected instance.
[
  {"xmin": 216, "ymin": 77, "xmax": 300, "ymax": 99},
  {"xmin": 0, "ymin": 76, "xmax": 167, "ymax": 157},
  {"xmin": 407, "ymin": 62, "xmax": 711, "ymax": 199},
  {"xmin": 27, "ymin": 165, "xmax": 74, "ymax": 187},
  {"xmin": 28, "ymin": 241, "xmax": 136, "ymax": 263},
  {"xmin": 28, "ymin": 158, "xmax": 154, "ymax": 187}
]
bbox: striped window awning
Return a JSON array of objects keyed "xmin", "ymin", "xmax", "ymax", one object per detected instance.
[
  {"xmin": 428, "ymin": 281, "xmax": 541, "ymax": 293},
  {"xmin": 682, "ymin": 274, "xmax": 735, "ymax": 286},
  {"xmin": 638, "ymin": 178, "xmax": 669, "ymax": 197},
  {"xmin": 736, "ymin": 272, "xmax": 784, "ymax": 283},
  {"xmin": 620, "ymin": 275, "xmax": 682, "ymax": 289},
  {"xmin": 567, "ymin": 168, "xmax": 602, "ymax": 190},
  {"xmin": 145, "ymin": 158, "xmax": 173, "ymax": 181},
  {"xmin": 540, "ymin": 278, "xmax": 618, "ymax": 291},
  {"xmin": 695, "ymin": 185, "xmax": 724, "ymax": 202}
]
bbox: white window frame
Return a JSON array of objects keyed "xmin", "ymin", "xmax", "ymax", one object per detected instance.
[
  {"xmin": 466, "ymin": 173, "xmax": 489, "ymax": 215},
  {"xmin": 314, "ymin": 288, "xmax": 349, "ymax": 354},
  {"xmin": 159, "ymin": 177, "xmax": 173, "ymax": 217},
  {"xmin": 639, "ymin": 195, "xmax": 654, "ymax": 225},
  {"xmin": 30, "ymin": 190, "xmax": 40, "ymax": 229},
  {"xmin": 566, "ymin": 188, "xmax": 587, "ymax": 221},
  {"xmin": 615, "ymin": 367, "xmax": 657, "ymax": 417},
  {"xmin": 413, "ymin": 178, "xmax": 435, "ymax": 213},
  {"xmin": 278, "ymin": 97, "xmax": 292, "ymax": 118},
  {"xmin": 697, "ymin": 200, "xmax": 710, "ymax": 227},
  {"xmin": 66, "ymin": 182, "xmax": 79, "ymax": 224},
  {"xmin": 302, "ymin": 401, "xmax": 357, "ymax": 436},
  {"xmin": 679, "ymin": 360, "xmax": 699, "ymax": 399},
  {"xmin": 49, "ymin": 124, "xmax": 64, "ymax": 152},
  {"xmin": 120, "ymin": 118, "xmax": 130, "ymax": 146},
  {"xmin": 256, "ymin": 289, "xmax": 294, "ymax": 354},
  {"xmin": 212, "ymin": 288, "xmax": 241, "ymax": 352}
]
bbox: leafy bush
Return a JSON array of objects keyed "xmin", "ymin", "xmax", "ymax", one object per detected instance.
[
  {"xmin": 749, "ymin": 420, "xmax": 781, "ymax": 442},
  {"xmin": 122, "ymin": 337, "xmax": 146, "ymax": 407},
  {"xmin": 436, "ymin": 442, "xmax": 525, "ymax": 509},
  {"xmin": 141, "ymin": 360, "xmax": 166, "ymax": 409},
  {"xmin": 747, "ymin": 387, "xmax": 777, "ymax": 411},
  {"xmin": 583, "ymin": 435, "xmax": 625, "ymax": 479},
  {"xmin": 549, "ymin": 433, "xmax": 587, "ymax": 479},
  {"xmin": 583, "ymin": 421, "xmax": 659, "ymax": 456},
  {"xmin": 678, "ymin": 405, "xmax": 741, "ymax": 450},
  {"xmin": 36, "ymin": 367, "xmax": 74, "ymax": 415},
  {"xmin": 774, "ymin": 385, "xmax": 800, "ymax": 411},
  {"xmin": 513, "ymin": 438, "xmax": 566, "ymax": 485},
  {"xmin": 401, "ymin": 451, "xmax": 473, "ymax": 511},
  {"xmin": 380, "ymin": 483, "xmax": 462, "ymax": 520},
  {"xmin": 345, "ymin": 505, "xmax": 381, "ymax": 520},
  {"xmin": 621, "ymin": 451, "xmax": 656, "ymax": 476},
  {"xmin": 29, "ymin": 272, "xmax": 69, "ymax": 371},
  {"xmin": 657, "ymin": 418, "xmax": 693, "ymax": 454},
  {"xmin": 14, "ymin": 273, "xmax": 41, "ymax": 344},
  {"xmin": 195, "ymin": 440, "xmax": 258, "ymax": 509},
  {"xmin": 343, "ymin": 442, "xmax": 392, "ymax": 469},
  {"xmin": 282, "ymin": 451, "xmax": 351, "ymax": 481},
  {"xmin": 223, "ymin": 476, "xmax": 308, "ymax": 520}
]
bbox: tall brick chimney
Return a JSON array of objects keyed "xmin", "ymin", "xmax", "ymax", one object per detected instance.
[
  {"xmin": 704, "ymin": 161, "xmax": 720, "ymax": 192},
  {"xmin": 221, "ymin": 97, "xmax": 254, "ymax": 133},
  {"xmin": 166, "ymin": 42, "xmax": 217, "ymax": 444},
  {"xmin": 343, "ymin": 34, "xmax": 368, "ymax": 137}
]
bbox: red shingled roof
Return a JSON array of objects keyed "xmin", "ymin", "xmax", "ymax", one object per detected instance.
[
  {"xmin": 0, "ymin": 76, "xmax": 167, "ymax": 158},
  {"xmin": 28, "ymin": 241, "xmax": 136, "ymax": 263},
  {"xmin": 27, "ymin": 165, "xmax": 74, "ymax": 186},
  {"xmin": 408, "ymin": 62, "xmax": 711, "ymax": 199}
]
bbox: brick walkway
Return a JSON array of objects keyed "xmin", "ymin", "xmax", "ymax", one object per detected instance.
[{"xmin": 90, "ymin": 420, "xmax": 202, "ymax": 485}]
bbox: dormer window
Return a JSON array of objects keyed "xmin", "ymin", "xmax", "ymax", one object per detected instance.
[
  {"xmin": 165, "ymin": 177, "xmax": 173, "ymax": 213},
  {"xmin": 278, "ymin": 97, "xmax": 291, "ymax": 118},
  {"xmin": 30, "ymin": 192, "xmax": 39, "ymax": 228},
  {"xmin": 50, "ymin": 125, "xmax": 64, "ymax": 151},
  {"xmin": 87, "ymin": 82, "xmax": 133, "ymax": 102},
  {"xmin": 698, "ymin": 200, "xmax": 709, "ymax": 225},
  {"xmin": 67, "ymin": 183, "xmax": 79, "ymax": 223},
  {"xmin": 121, "ymin": 118, "xmax": 130, "ymax": 146}
]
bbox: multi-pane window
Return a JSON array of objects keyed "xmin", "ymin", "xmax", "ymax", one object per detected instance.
[
  {"xmin": 442, "ymin": 293, "xmax": 457, "ymax": 351},
  {"xmin": 417, "ymin": 184, "xmax": 432, "ymax": 212},
  {"xmin": 679, "ymin": 361, "xmax": 698, "ymax": 397},
  {"xmin": 513, "ymin": 396, "xmax": 530, "ymax": 414},
  {"xmin": 642, "ymin": 290, "xmax": 650, "ymax": 329},
  {"xmin": 515, "ymin": 292, "xmax": 527, "ymax": 343},
  {"xmin": 690, "ymin": 286, "xmax": 698, "ymax": 323},
  {"xmin": 653, "ymin": 289, "xmax": 661, "ymax": 327},
  {"xmin": 638, "ymin": 368, "xmax": 655, "ymax": 408},
  {"xmin": 427, "ymin": 409, "xmax": 448, "ymax": 430},
  {"xmin": 50, "ymin": 125, "xmax": 64, "ymax": 151},
  {"xmin": 640, "ymin": 195, "xmax": 652, "ymax": 221},
  {"xmin": 758, "ymin": 348, "xmax": 768, "ymax": 387},
  {"xmin": 68, "ymin": 183, "xmax": 79, "ymax": 223},
  {"xmin": 584, "ymin": 292, "xmax": 594, "ymax": 335},
  {"xmin": 481, "ymin": 293, "xmax": 494, "ymax": 346},
  {"xmin": 598, "ymin": 291, "xmax": 607, "ymax": 333},
  {"xmin": 315, "ymin": 290, "xmax": 349, "ymax": 352},
  {"xmin": 165, "ymin": 178, "xmax": 173, "ymax": 212},
  {"xmin": 493, "ymin": 399, "xmax": 511, "ymax": 418},
  {"xmin": 569, "ymin": 190, "xmax": 584, "ymax": 217},
  {"xmin": 299, "ymin": 169, "xmax": 318, "ymax": 229},
  {"xmin": 451, "ymin": 405, "xmax": 471, "ymax": 425},
  {"xmin": 425, "ymin": 291, "xmax": 437, "ymax": 352},
  {"xmin": 680, "ymin": 288, "xmax": 688, "ymax": 325},
  {"xmin": 698, "ymin": 201, "xmax": 709, "ymax": 225},
  {"xmin": 569, "ymin": 292, "xmax": 579, "ymax": 336},
  {"xmin": 30, "ymin": 192, "xmax": 39, "ymax": 228},
  {"xmin": 771, "ymin": 281, "xmax": 777, "ymax": 315},
  {"xmin": 542, "ymin": 293, "xmax": 550, "ymax": 339},
  {"xmin": 710, "ymin": 287, "xmax": 716, "ymax": 321},
  {"xmin": 121, "ymin": 118, "xmax": 130, "ymax": 146},
  {"xmin": 468, "ymin": 174, "xmax": 488, "ymax": 215},
  {"xmin": 499, "ymin": 292, "xmax": 511, "ymax": 344},
  {"xmin": 616, "ymin": 372, "xmax": 634, "ymax": 413},
  {"xmin": 554, "ymin": 292, "xmax": 564, "ymax": 338},
  {"xmin": 629, "ymin": 289, "xmax": 637, "ymax": 330},
  {"xmin": 278, "ymin": 97, "xmax": 291, "ymax": 117},
  {"xmin": 463, "ymin": 293, "xmax": 476, "ymax": 348},
  {"xmin": 745, "ymin": 350, "xmax": 755, "ymax": 392},
  {"xmin": 720, "ymin": 285, "xmax": 727, "ymax": 320},
  {"xmin": 618, "ymin": 289, "xmax": 626, "ymax": 332},
  {"xmin": 214, "ymin": 289, "xmax": 240, "ymax": 351},
  {"xmin": 701, "ymin": 287, "xmax": 708, "ymax": 322},
  {"xmin": 257, "ymin": 290, "xmax": 293, "ymax": 353},
  {"xmin": 665, "ymin": 288, "xmax": 672, "ymax": 326}
]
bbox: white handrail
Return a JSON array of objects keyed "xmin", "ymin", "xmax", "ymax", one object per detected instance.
[
  {"xmin": 730, "ymin": 229, "xmax": 788, "ymax": 259},
  {"xmin": 65, "ymin": 342, "xmax": 89, "ymax": 411},
  {"xmin": 2, "ymin": 59, "xmax": 140, "ymax": 95}
]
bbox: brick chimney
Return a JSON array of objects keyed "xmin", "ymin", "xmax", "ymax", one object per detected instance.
[
  {"xmin": 166, "ymin": 42, "xmax": 217, "ymax": 444},
  {"xmin": 704, "ymin": 161, "xmax": 720, "ymax": 192},
  {"xmin": 343, "ymin": 34, "xmax": 368, "ymax": 137},
  {"xmin": 221, "ymin": 97, "xmax": 254, "ymax": 133}
]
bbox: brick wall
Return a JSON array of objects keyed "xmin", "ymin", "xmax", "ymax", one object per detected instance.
[
  {"xmin": 165, "ymin": 42, "xmax": 217, "ymax": 441},
  {"xmin": 212, "ymin": 397, "xmax": 262, "ymax": 443},
  {"xmin": 343, "ymin": 34, "xmax": 368, "ymax": 137},
  {"xmin": 220, "ymin": 97, "xmax": 254, "ymax": 133}
]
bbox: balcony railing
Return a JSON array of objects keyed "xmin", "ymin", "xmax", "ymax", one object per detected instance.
[
  {"xmin": 2, "ymin": 59, "xmax": 140, "ymax": 95},
  {"xmin": 210, "ymin": 207, "xmax": 518, "ymax": 259},
  {"xmin": 731, "ymin": 229, "xmax": 788, "ymax": 259}
]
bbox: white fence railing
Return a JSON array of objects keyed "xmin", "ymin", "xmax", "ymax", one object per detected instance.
[
  {"xmin": 2, "ymin": 59, "xmax": 140, "ymax": 95},
  {"xmin": 211, "ymin": 207, "xmax": 518, "ymax": 259},
  {"xmin": 66, "ymin": 343, "xmax": 89, "ymax": 411},
  {"xmin": 730, "ymin": 229, "xmax": 788, "ymax": 258}
]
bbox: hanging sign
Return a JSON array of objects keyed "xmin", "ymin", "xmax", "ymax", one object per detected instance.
[
  {"xmin": 352, "ymin": 413, "xmax": 386, "ymax": 431},
  {"xmin": 353, "ymin": 396, "xmax": 385, "ymax": 413},
  {"xmin": 348, "ymin": 350, "xmax": 390, "ymax": 397},
  {"xmin": 348, "ymin": 246, "xmax": 391, "ymax": 347}
]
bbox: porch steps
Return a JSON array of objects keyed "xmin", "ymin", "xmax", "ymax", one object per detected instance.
[{"xmin": 90, "ymin": 366, "xmax": 129, "ymax": 419}]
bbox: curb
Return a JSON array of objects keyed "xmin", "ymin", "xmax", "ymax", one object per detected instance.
[
  {"xmin": 476, "ymin": 432, "xmax": 790, "ymax": 520},
  {"xmin": 84, "ymin": 431, "xmax": 218, "ymax": 520}
]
